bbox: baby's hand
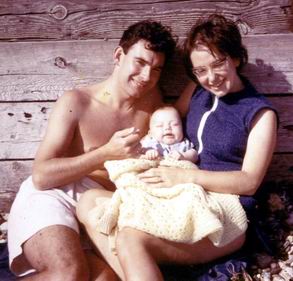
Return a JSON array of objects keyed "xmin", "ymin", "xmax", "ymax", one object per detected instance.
[
  {"xmin": 168, "ymin": 150, "xmax": 182, "ymax": 160},
  {"xmin": 144, "ymin": 149, "xmax": 160, "ymax": 160}
]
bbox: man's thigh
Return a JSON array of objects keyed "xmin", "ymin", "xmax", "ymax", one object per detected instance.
[{"xmin": 22, "ymin": 225, "xmax": 87, "ymax": 272}]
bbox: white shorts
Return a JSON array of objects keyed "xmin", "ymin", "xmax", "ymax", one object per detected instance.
[{"xmin": 8, "ymin": 176, "xmax": 104, "ymax": 277}]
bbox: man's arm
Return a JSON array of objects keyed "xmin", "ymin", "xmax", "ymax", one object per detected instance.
[{"xmin": 32, "ymin": 91, "xmax": 140, "ymax": 190}]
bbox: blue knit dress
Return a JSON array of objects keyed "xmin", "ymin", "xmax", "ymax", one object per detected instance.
[{"xmin": 185, "ymin": 79, "xmax": 277, "ymax": 172}]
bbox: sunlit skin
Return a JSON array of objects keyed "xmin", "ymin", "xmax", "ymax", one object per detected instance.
[
  {"xmin": 33, "ymin": 40, "xmax": 165, "ymax": 191},
  {"xmin": 21, "ymin": 39, "xmax": 164, "ymax": 281},
  {"xmin": 190, "ymin": 45, "xmax": 244, "ymax": 97}
]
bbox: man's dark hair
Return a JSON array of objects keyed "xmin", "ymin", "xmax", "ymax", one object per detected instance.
[
  {"xmin": 119, "ymin": 20, "xmax": 177, "ymax": 62},
  {"xmin": 183, "ymin": 14, "xmax": 248, "ymax": 82}
]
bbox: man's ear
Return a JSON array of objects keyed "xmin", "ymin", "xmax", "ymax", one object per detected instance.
[
  {"xmin": 233, "ymin": 58, "xmax": 241, "ymax": 68},
  {"xmin": 113, "ymin": 46, "xmax": 124, "ymax": 65}
]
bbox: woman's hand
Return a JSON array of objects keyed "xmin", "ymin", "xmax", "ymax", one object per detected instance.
[{"xmin": 137, "ymin": 166, "xmax": 194, "ymax": 188}]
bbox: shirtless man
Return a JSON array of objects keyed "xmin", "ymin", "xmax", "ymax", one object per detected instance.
[{"xmin": 7, "ymin": 20, "xmax": 176, "ymax": 281}]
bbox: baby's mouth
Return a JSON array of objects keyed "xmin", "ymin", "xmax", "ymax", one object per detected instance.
[{"xmin": 163, "ymin": 133, "xmax": 174, "ymax": 138}]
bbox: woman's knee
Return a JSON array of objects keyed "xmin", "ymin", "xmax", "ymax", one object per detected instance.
[
  {"xmin": 233, "ymin": 233, "xmax": 246, "ymax": 251},
  {"xmin": 198, "ymin": 233, "xmax": 246, "ymax": 264},
  {"xmin": 77, "ymin": 189, "xmax": 110, "ymax": 223},
  {"xmin": 116, "ymin": 228, "xmax": 150, "ymax": 257},
  {"xmin": 117, "ymin": 228, "xmax": 148, "ymax": 245}
]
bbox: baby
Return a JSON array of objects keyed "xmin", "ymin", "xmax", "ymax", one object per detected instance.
[{"xmin": 141, "ymin": 106, "xmax": 198, "ymax": 162}]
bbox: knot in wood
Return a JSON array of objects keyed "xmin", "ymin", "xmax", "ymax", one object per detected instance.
[
  {"xmin": 54, "ymin": 56, "xmax": 67, "ymax": 69},
  {"xmin": 235, "ymin": 19, "xmax": 251, "ymax": 35},
  {"xmin": 12, "ymin": 161, "xmax": 21, "ymax": 171},
  {"xmin": 50, "ymin": 4, "xmax": 68, "ymax": 20}
]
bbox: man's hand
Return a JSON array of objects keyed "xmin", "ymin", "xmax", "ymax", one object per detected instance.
[{"xmin": 103, "ymin": 127, "xmax": 141, "ymax": 159}]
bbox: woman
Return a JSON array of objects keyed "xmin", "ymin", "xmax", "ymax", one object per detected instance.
[{"xmin": 78, "ymin": 15, "xmax": 278, "ymax": 281}]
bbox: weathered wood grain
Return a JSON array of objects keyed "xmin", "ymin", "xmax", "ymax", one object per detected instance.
[
  {"xmin": 0, "ymin": 96, "xmax": 292, "ymax": 159},
  {"xmin": 264, "ymin": 154, "xmax": 293, "ymax": 183},
  {"xmin": 0, "ymin": 39, "xmax": 114, "ymax": 101},
  {"xmin": 1, "ymin": 153, "xmax": 292, "ymax": 212},
  {"xmin": 0, "ymin": 160, "xmax": 32, "ymax": 212},
  {"xmin": 0, "ymin": 0, "xmax": 292, "ymax": 41},
  {"xmin": 1, "ymin": 34, "xmax": 293, "ymax": 101},
  {"xmin": 270, "ymin": 96, "xmax": 293, "ymax": 153},
  {"xmin": 0, "ymin": 102, "xmax": 52, "ymax": 159},
  {"xmin": 0, "ymin": 0, "xmax": 292, "ymax": 211}
]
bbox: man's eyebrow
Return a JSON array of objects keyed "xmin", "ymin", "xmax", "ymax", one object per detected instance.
[
  {"xmin": 135, "ymin": 56, "xmax": 164, "ymax": 69},
  {"xmin": 134, "ymin": 57, "xmax": 147, "ymax": 62}
]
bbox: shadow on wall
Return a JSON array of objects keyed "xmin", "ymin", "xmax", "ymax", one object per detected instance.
[
  {"xmin": 242, "ymin": 59, "xmax": 292, "ymax": 94},
  {"xmin": 159, "ymin": 50, "xmax": 190, "ymax": 99}
]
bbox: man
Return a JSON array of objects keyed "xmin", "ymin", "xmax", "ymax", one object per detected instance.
[{"xmin": 8, "ymin": 20, "xmax": 176, "ymax": 280}]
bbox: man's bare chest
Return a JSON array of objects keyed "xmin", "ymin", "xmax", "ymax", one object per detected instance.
[{"xmin": 74, "ymin": 109, "xmax": 149, "ymax": 153}]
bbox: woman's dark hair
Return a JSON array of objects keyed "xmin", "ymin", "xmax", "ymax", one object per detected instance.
[
  {"xmin": 183, "ymin": 14, "xmax": 248, "ymax": 82},
  {"xmin": 119, "ymin": 20, "xmax": 177, "ymax": 63}
]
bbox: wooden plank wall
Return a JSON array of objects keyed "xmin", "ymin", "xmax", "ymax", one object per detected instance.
[{"xmin": 0, "ymin": 0, "xmax": 293, "ymax": 211}]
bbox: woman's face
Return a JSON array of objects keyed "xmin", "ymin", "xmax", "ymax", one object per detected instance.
[{"xmin": 190, "ymin": 45, "xmax": 243, "ymax": 97}]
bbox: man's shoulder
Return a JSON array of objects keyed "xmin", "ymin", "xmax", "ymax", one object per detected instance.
[
  {"xmin": 56, "ymin": 85, "xmax": 99, "ymax": 111},
  {"xmin": 60, "ymin": 87, "xmax": 89, "ymax": 102}
]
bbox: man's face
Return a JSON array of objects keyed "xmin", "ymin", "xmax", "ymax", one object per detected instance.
[
  {"xmin": 149, "ymin": 108, "xmax": 183, "ymax": 145},
  {"xmin": 116, "ymin": 40, "xmax": 165, "ymax": 99}
]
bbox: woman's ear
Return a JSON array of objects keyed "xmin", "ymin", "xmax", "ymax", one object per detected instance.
[{"xmin": 113, "ymin": 46, "xmax": 124, "ymax": 65}]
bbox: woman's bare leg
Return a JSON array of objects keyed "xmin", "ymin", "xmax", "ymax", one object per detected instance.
[
  {"xmin": 77, "ymin": 189, "xmax": 124, "ymax": 280},
  {"xmin": 116, "ymin": 228, "xmax": 164, "ymax": 281},
  {"xmin": 115, "ymin": 227, "xmax": 245, "ymax": 280}
]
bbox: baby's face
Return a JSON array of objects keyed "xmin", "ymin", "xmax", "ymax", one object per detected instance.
[{"xmin": 149, "ymin": 108, "xmax": 183, "ymax": 145}]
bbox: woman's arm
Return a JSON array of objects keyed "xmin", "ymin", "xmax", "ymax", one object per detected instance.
[
  {"xmin": 174, "ymin": 82, "xmax": 197, "ymax": 117},
  {"xmin": 138, "ymin": 109, "xmax": 277, "ymax": 196}
]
